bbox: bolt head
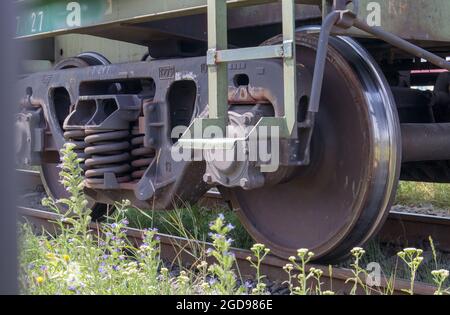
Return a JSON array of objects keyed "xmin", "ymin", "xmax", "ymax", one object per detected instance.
[
  {"xmin": 203, "ymin": 173, "xmax": 214, "ymax": 184},
  {"xmin": 240, "ymin": 178, "xmax": 249, "ymax": 189}
]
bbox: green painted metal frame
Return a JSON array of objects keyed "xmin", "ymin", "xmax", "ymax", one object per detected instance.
[
  {"xmin": 15, "ymin": 0, "xmax": 286, "ymax": 39},
  {"xmin": 180, "ymin": 0, "xmax": 297, "ymax": 151}
]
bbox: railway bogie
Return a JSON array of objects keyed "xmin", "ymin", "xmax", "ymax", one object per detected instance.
[{"xmin": 15, "ymin": 0, "xmax": 450, "ymax": 262}]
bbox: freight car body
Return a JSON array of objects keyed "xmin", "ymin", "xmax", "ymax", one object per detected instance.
[{"xmin": 15, "ymin": 0, "xmax": 450, "ymax": 262}]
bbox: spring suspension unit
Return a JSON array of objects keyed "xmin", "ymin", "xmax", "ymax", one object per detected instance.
[
  {"xmin": 63, "ymin": 95, "xmax": 141, "ymax": 189},
  {"xmin": 131, "ymin": 125, "xmax": 155, "ymax": 180},
  {"xmin": 84, "ymin": 129, "xmax": 132, "ymax": 185}
]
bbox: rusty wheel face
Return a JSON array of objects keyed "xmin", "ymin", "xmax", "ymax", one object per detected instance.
[
  {"xmin": 40, "ymin": 53, "xmax": 110, "ymax": 221},
  {"xmin": 229, "ymin": 33, "xmax": 401, "ymax": 262}
]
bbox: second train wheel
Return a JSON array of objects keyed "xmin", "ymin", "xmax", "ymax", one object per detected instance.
[
  {"xmin": 40, "ymin": 52, "xmax": 111, "ymax": 221},
  {"xmin": 226, "ymin": 32, "xmax": 402, "ymax": 262}
]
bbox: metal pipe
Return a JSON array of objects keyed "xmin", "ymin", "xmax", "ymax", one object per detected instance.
[
  {"xmin": 401, "ymin": 123, "xmax": 450, "ymax": 162},
  {"xmin": 308, "ymin": 11, "xmax": 340, "ymax": 113},
  {"xmin": 353, "ymin": 18, "xmax": 450, "ymax": 71}
]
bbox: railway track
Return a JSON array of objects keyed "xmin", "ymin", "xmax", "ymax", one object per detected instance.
[
  {"xmin": 17, "ymin": 169, "xmax": 450, "ymax": 253},
  {"xmin": 17, "ymin": 205, "xmax": 437, "ymax": 295}
]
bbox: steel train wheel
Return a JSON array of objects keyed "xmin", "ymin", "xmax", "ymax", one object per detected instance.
[
  {"xmin": 40, "ymin": 52, "xmax": 111, "ymax": 221},
  {"xmin": 227, "ymin": 32, "xmax": 401, "ymax": 262}
]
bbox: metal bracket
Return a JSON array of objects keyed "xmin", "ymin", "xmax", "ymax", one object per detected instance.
[{"xmin": 180, "ymin": 0, "xmax": 297, "ymax": 150}]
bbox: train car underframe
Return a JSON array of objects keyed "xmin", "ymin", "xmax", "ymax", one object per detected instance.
[{"xmin": 15, "ymin": 0, "xmax": 450, "ymax": 262}]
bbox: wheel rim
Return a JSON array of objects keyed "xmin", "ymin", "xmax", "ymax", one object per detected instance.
[{"xmin": 228, "ymin": 32, "xmax": 401, "ymax": 262}]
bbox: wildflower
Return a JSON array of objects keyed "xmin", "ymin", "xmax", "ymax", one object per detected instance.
[
  {"xmin": 46, "ymin": 252, "xmax": 56, "ymax": 260},
  {"xmin": 28, "ymin": 263, "xmax": 35, "ymax": 270},
  {"xmin": 161, "ymin": 267, "xmax": 169, "ymax": 274},
  {"xmin": 139, "ymin": 244, "xmax": 149, "ymax": 251},
  {"xmin": 223, "ymin": 251, "xmax": 235, "ymax": 259},
  {"xmin": 113, "ymin": 265, "xmax": 120, "ymax": 271},
  {"xmin": 351, "ymin": 247, "xmax": 366, "ymax": 258},
  {"xmin": 226, "ymin": 238, "xmax": 234, "ymax": 245},
  {"xmin": 310, "ymin": 267, "xmax": 323, "ymax": 277},
  {"xmin": 121, "ymin": 219, "xmax": 129, "ymax": 226},
  {"xmin": 36, "ymin": 276, "xmax": 44, "ymax": 285},
  {"xmin": 403, "ymin": 247, "xmax": 418, "ymax": 255},
  {"xmin": 297, "ymin": 248, "xmax": 309, "ymax": 257},
  {"xmin": 283, "ymin": 264, "xmax": 294, "ymax": 272},
  {"xmin": 68, "ymin": 286, "xmax": 76, "ymax": 292},
  {"xmin": 323, "ymin": 290, "xmax": 335, "ymax": 295},
  {"xmin": 432, "ymin": 269, "xmax": 450, "ymax": 278},
  {"xmin": 111, "ymin": 223, "xmax": 118, "ymax": 229},
  {"xmin": 226, "ymin": 223, "xmax": 235, "ymax": 231},
  {"xmin": 200, "ymin": 282, "xmax": 210, "ymax": 291},
  {"xmin": 63, "ymin": 255, "xmax": 70, "ymax": 263},
  {"xmin": 208, "ymin": 278, "xmax": 217, "ymax": 286},
  {"xmin": 289, "ymin": 256, "xmax": 296, "ymax": 262},
  {"xmin": 196, "ymin": 261, "xmax": 208, "ymax": 271},
  {"xmin": 98, "ymin": 267, "xmax": 106, "ymax": 274},
  {"xmin": 251, "ymin": 244, "xmax": 265, "ymax": 251},
  {"xmin": 206, "ymin": 248, "xmax": 213, "ymax": 255},
  {"xmin": 218, "ymin": 213, "xmax": 225, "ymax": 220},
  {"xmin": 244, "ymin": 280, "xmax": 253, "ymax": 289},
  {"xmin": 40, "ymin": 265, "xmax": 48, "ymax": 272}
]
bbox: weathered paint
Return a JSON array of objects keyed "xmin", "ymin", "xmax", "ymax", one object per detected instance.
[
  {"xmin": 352, "ymin": 0, "xmax": 450, "ymax": 42},
  {"xmin": 15, "ymin": 0, "xmax": 450, "ymax": 43},
  {"xmin": 15, "ymin": 0, "xmax": 279, "ymax": 39}
]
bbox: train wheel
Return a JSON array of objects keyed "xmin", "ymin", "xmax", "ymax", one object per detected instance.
[
  {"xmin": 227, "ymin": 31, "xmax": 401, "ymax": 262},
  {"xmin": 40, "ymin": 52, "xmax": 111, "ymax": 221}
]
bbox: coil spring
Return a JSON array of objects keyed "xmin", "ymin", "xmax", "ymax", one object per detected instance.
[
  {"xmin": 84, "ymin": 129, "xmax": 132, "ymax": 185},
  {"xmin": 63, "ymin": 129, "xmax": 88, "ymax": 169},
  {"xmin": 131, "ymin": 127, "xmax": 155, "ymax": 180}
]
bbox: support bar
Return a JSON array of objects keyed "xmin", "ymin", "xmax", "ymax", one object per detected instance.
[
  {"xmin": 207, "ymin": 43, "xmax": 293, "ymax": 65},
  {"xmin": 353, "ymin": 18, "xmax": 450, "ymax": 71}
]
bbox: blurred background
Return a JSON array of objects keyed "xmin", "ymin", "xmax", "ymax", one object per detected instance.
[{"xmin": 0, "ymin": 0, "xmax": 17, "ymax": 295}]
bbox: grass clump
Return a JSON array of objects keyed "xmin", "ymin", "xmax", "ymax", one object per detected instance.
[{"xmin": 396, "ymin": 181, "xmax": 450, "ymax": 210}]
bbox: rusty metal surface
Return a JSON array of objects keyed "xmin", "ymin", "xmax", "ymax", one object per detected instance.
[
  {"xmin": 16, "ymin": 205, "xmax": 438, "ymax": 295},
  {"xmin": 225, "ymin": 31, "xmax": 401, "ymax": 262},
  {"xmin": 379, "ymin": 211, "xmax": 450, "ymax": 253}
]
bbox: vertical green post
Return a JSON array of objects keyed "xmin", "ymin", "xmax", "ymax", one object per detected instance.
[
  {"xmin": 207, "ymin": 0, "xmax": 228, "ymax": 129},
  {"xmin": 282, "ymin": 0, "xmax": 297, "ymax": 135}
]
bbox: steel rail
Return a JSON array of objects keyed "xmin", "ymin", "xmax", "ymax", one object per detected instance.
[
  {"xmin": 17, "ymin": 205, "xmax": 437, "ymax": 295},
  {"xmin": 17, "ymin": 169, "xmax": 450, "ymax": 254}
]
